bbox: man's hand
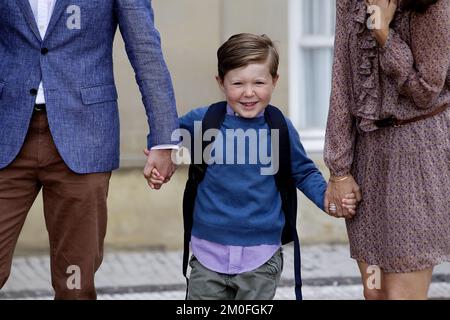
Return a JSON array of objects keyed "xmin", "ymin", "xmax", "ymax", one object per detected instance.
[{"xmin": 143, "ymin": 149, "xmax": 176, "ymax": 190}]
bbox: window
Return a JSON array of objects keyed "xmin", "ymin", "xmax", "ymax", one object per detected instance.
[{"xmin": 288, "ymin": 0, "xmax": 336, "ymax": 152}]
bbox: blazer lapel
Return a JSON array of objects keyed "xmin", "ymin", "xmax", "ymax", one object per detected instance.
[
  {"xmin": 17, "ymin": 0, "xmax": 42, "ymax": 42},
  {"xmin": 44, "ymin": 0, "xmax": 70, "ymax": 41}
]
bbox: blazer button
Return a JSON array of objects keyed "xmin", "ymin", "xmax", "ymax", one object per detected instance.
[
  {"xmin": 30, "ymin": 88, "xmax": 38, "ymax": 96},
  {"xmin": 41, "ymin": 48, "xmax": 49, "ymax": 55}
]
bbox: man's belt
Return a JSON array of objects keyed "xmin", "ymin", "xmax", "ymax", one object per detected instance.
[{"xmin": 34, "ymin": 104, "xmax": 46, "ymax": 112}]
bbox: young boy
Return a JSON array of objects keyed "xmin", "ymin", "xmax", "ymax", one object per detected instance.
[{"xmin": 149, "ymin": 33, "xmax": 356, "ymax": 300}]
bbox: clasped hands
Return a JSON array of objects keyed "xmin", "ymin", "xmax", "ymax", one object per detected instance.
[
  {"xmin": 143, "ymin": 148, "xmax": 177, "ymax": 190},
  {"xmin": 325, "ymin": 174, "xmax": 362, "ymax": 219}
]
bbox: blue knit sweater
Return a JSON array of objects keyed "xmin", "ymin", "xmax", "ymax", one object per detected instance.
[{"xmin": 179, "ymin": 106, "xmax": 326, "ymax": 246}]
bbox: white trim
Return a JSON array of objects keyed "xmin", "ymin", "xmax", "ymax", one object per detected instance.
[
  {"xmin": 288, "ymin": 0, "xmax": 302, "ymax": 130},
  {"xmin": 299, "ymin": 129, "xmax": 326, "ymax": 153},
  {"xmin": 300, "ymin": 129, "xmax": 326, "ymax": 139},
  {"xmin": 302, "ymin": 138, "xmax": 326, "ymax": 154},
  {"xmin": 288, "ymin": 0, "xmax": 336, "ymax": 154},
  {"xmin": 298, "ymin": 36, "xmax": 334, "ymax": 48}
]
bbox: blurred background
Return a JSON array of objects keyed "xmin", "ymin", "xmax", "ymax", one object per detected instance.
[{"xmin": 16, "ymin": 0, "xmax": 345, "ymax": 254}]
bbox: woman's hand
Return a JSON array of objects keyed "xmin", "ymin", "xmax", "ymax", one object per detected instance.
[
  {"xmin": 324, "ymin": 174, "xmax": 362, "ymax": 219},
  {"xmin": 366, "ymin": 0, "xmax": 397, "ymax": 46}
]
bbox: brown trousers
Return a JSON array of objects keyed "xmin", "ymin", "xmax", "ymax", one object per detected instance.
[{"xmin": 0, "ymin": 111, "xmax": 111, "ymax": 299}]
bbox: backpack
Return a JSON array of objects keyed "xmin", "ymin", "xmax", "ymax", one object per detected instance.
[{"xmin": 182, "ymin": 101, "xmax": 303, "ymax": 300}]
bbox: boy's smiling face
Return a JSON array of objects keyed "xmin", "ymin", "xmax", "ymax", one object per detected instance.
[{"xmin": 217, "ymin": 61, "xmax": 279, "ymax": 118}]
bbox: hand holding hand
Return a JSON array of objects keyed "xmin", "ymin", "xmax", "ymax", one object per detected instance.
[
  {"xmin": 341, "ymin": 193, "xmax": 358, "ymax": 216},
  {"xmin": 324, "ymin": 174, "xmax": 362, "ymax": 219},
  {"xmin": 147, "ymin": 168, "xmax": 166, "ymax": 190},
  {"xmin": 143, "ymin": 148, "xmax": 176, "ymax": 190}
]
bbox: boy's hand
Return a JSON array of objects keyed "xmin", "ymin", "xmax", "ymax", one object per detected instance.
[
  {"xmin": 144, "ymin": 149, "xmax": 176, "ymax": 190},
  {"xmin": 148, "ymin": 168, "xmax": 166, "ymax": 190},
  {"xmin": 341, "ymin": 193, "xmax": 358, "ymax": 216},
  {"xmin": 143, "ymin": 147, "xmax": 173, "ymax": 190},
  {"xmin": 325, "ymin": 174, "xmax": 361, "ymax": 219}
]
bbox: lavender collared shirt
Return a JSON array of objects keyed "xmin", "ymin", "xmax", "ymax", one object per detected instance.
[{"xmin": 190, "ymin": 104, "xmax": 281, "ymax": 275}]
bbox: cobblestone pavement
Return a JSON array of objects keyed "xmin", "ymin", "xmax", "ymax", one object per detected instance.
[{"xmin": 1, "ymin": 244, "xmax": 449, "ymax": 300}]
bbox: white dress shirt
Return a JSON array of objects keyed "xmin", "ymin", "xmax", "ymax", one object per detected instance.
[{"xmin": 29, "ymin": 0, "xmax": 57, "ymax": 104}]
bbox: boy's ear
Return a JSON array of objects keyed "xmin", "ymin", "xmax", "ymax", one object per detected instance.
[
  {"xmin": 272, "ymin": 74, "xmax": 280, "ymax": 86},
  {"xmin": 215, "ymin": 75, "xmax": 225, "ymax": 91}
]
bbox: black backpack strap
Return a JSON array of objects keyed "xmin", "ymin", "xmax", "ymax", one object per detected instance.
[
  {"xmin": 265, "ymin": 105, "xmax": 302, "ymax": 301},
  {"xmin": 182, "ymin": 101, "xmax": 227, "ymax": 299},
  {"xmin": 200, "ymin": 101, "xmax": 228, "ymax": 167}
]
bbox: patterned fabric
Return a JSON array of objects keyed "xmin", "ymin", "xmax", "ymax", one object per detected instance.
[
  {"xmin": 325, "ymin": 0, "xmax": 450, "ymax": 272},
  {"xmin": 0, "ymin": 0, "xmax": 179, "ymax": 173}
]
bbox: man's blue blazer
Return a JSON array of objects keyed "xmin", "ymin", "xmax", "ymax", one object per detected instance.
[{"xmin": 0, "ymin": 0, "xmax": 179, "ymax": 173}]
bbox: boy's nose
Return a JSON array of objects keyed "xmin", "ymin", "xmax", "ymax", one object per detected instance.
[{"xmin": 243, "ymin": 85, "xmax": 255, "ymax": 97}]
